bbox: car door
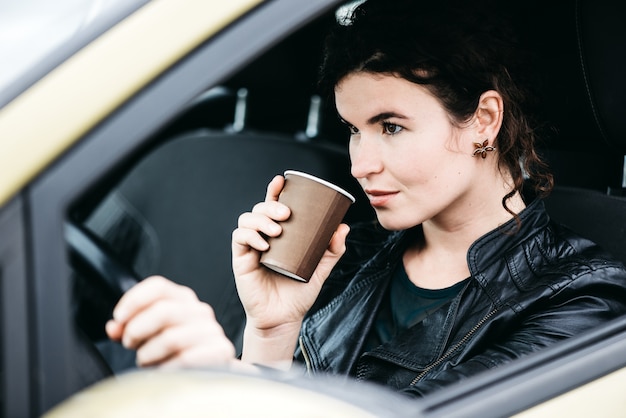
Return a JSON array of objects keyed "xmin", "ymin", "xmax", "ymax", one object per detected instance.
[
  {"xmin": 0, "ymin": 0, "xmax": 347, "ymax": 415},
  {"xmin": 5, "ymin": 0, "xmax": 626, "ymax": 416}
]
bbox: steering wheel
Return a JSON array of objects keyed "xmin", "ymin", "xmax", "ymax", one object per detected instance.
[
  {"xmin": 66, "ymin": 221, "xmax": 142, "ymax": 377},
  {"xmin": 65, "ymin": 221, "xmax": 141, "ymax": 297}
]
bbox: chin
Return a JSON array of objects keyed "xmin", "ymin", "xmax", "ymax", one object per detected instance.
[
  {"xmin": 375, "ymin": 217, "xmax": 411, "ymax": 232},
  {"xmin": 375, "ymin": 210, "xmax": 423, "ymax": 231}
]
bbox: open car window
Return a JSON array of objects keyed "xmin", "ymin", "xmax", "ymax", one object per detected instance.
[{"xmin": 66, "ymin": 0, "xmax": 373, "ymax": 373}]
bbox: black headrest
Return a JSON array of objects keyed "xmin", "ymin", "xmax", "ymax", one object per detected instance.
[{"xmin": 577, "ymin": 0, "xmax": 626, "ymax": 153}]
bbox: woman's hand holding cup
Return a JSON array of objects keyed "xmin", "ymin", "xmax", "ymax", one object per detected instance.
[
  {"xmin": 232, "ymin": 174, "xmax": 350, "ymax": 331},
  {"xmin": 232, "ymin": 174, "xmax": 350, "ymax": 368}
]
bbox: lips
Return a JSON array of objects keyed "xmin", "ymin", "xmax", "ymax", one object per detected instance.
[{"xmin": 365, "ymin": 189, "xmax": 398, "ymax": 207}]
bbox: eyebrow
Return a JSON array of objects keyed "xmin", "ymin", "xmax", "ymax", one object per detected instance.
[
  {"xmin": 338, "ymin": 111, "xmax": 408, "ymax": 127},
  {"xmin": 366, "ymin": 112, "xmax": 408, "ymax": 125}
]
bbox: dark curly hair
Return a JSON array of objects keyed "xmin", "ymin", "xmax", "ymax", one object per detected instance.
[{"xmin": 318, "ymin": 0, "xmax": 553, "ymax": 219}]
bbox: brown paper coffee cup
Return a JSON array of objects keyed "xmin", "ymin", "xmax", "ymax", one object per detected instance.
[{"xmin": 260, "ymin": 170, "xmax": 355, "ymax": 282}]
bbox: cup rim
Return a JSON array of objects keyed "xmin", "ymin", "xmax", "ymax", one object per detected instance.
[{"xmin": 284, "ymin": 170, "xmax": 356, "ymax": 203}]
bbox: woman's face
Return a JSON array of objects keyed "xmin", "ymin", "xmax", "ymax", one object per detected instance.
[{"xmin": 335, "ymin": 72, "xmax": 483, "ymax": 231}]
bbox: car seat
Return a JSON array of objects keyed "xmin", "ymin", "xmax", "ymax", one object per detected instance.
[{"xmin": 538, "ymin": 0, "xmax": 626, "ymax": 265}]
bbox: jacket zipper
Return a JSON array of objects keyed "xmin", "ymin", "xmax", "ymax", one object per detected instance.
[
  {"xmin": 410, "ymin": 308, "xmax": 499, "ymax": 386},
  {"xmin": 299, "ymin": 336, "xmax": 312, "ymax": 374}
]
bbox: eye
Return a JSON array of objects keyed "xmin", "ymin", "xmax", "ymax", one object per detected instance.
[{"xmin": 382, "ymin": 122, "xmax": 403, "ymax": 135}]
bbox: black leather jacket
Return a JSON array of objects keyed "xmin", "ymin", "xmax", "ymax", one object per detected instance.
[{"xmin": 295, "ymin": 199, "xmax": 626, "ymax": 397}]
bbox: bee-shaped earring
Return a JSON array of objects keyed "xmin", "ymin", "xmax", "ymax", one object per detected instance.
[{"xmin": 473, "ymin": 139, "xmax": 496, "ymax": 159}]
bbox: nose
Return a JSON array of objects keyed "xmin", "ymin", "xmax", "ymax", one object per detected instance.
[{"xmin": 349, "ymin": 135, "xmax": 383, "ymax": 179}]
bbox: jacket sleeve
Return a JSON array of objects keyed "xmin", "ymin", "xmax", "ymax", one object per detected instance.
[{"xmin": 400, "ymin": 262, "xmax": 626, "ymax": 398}]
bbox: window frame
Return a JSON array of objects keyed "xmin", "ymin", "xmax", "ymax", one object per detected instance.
[{"xmin": 0, "ymin": 197, "xmax": 30, "ymax": 418}]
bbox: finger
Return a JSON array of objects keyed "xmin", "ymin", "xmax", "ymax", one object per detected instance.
[
  {"xmin": 136, "ymin": 320, "xmax": 235, "ymax": 368},
  {"xmin": 105, "ymin": 319, "xmax": 124, "ymax": 342},
  {"xmin": 154, "ymin": 338, "xmax": 236, "ymax": 369},
  {"xmin": 327, "ymin": 223, "xmax": 350, "ymax": 256},
  {"xmin": 250, "ymin": 200, "xmax": 290, "ymax": 221},
  {"xmin": 158, "ymin": 346, "xmax": 235, "ymax": 370},
  {"xmin": 237, "ymin": 210, "xmax": 285, "ymax": 237},
  {"xmin": 232, "ymin": 226, "xmax": 270, "ymax": 253},
  {"xmin": 112, "ymin": 276, "xmax": 197, "ymax": 323},
  {"xmin": 232, "ymin": 207, "xmax": 291, "ymax": 255},
  {"xmin": 309, "ymin": 224, "xmax": 350, "ymax": 287},
  {"xmin": 265, "ymin": 175, "xmax": 285, "ymax": 202},
  {"xmin": 121, "ymin": 299, "xmax": 214, "ymax": 350}
]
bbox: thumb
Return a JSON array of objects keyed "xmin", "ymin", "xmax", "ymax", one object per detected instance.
[{"xmin": 309, "ymin": 224, "xmax": 350, "ymax": 286}]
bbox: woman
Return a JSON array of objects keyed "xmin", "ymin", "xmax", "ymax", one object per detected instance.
[{"xmin": 107, "ymin": 0, "xmax": 626, "ymax": 397}]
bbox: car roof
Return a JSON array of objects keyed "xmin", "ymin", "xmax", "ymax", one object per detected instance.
[{"xmin": 0, "ymin": 0, "xmax": 263, "ymax": 207}]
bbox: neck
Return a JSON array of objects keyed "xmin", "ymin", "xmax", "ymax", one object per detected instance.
[
  {"xmin": 424, "ymin": 191, "xmax": 524, "ymax": 251},
  {"xmin": 403, "ymin": 173, "xmax": 525, "ymax": 289}
]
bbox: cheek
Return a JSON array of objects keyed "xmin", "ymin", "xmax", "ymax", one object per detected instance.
[
  {"xmin": 409, "ymin": 149, "xmax": 471, "ymax": 188},
  {"xmin": 390, "ymin": 156, "xmax": 436, "ymax": 188}
]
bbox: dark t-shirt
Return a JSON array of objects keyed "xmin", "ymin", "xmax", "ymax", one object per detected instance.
[{"xmin": 367, "ymin": 263, "xmax": 469, "ymax": 350}]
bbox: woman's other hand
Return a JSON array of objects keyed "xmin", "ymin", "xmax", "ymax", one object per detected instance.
[{"xmin": 105, "ymin": 276, "xmax": 236, "ymax": 369}]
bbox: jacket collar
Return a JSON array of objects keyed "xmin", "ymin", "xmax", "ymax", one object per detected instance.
[{"xmin": 466, "ymin": 198, "xmax": 549, "ymax": 295}]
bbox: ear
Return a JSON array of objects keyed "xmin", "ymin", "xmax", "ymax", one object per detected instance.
[{"xmin": 474, "ymin": 90, "xmax": 503, "ymax": 141}]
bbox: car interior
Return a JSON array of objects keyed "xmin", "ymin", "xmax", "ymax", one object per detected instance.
[{"xmin": 63, "ymin": 0, "xmax": 626, "ymax": 410}]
